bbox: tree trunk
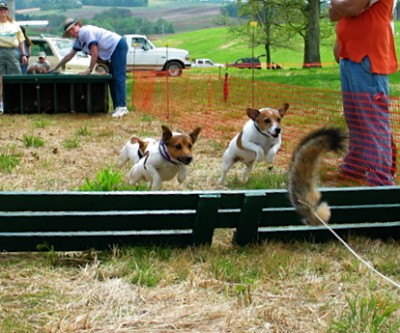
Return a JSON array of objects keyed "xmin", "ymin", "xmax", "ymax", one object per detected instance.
[
  {"xmin": 265, "ymin": 43, "xmax": 272, "ymax": 69},
  {"xmin": 303, "ymin": 0, "xmax": 321, "ymax": 68}
]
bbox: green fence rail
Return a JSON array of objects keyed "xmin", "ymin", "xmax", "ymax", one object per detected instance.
[{"xmin": 0, "ymin": 186, "xmax": 399, "ymax": 252}]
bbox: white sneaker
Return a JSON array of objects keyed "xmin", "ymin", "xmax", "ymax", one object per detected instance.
[
  {"xmin": 0, "ymin": 102, "xmax": 3, "ymax": 114},
  {"xmin": 111, "ymin": 106, "xmax": 129, "ymax": 118}
]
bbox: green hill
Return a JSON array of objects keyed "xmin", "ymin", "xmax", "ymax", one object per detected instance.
[{"xmin": 153, "ymin": 26, "xmax": 337, "ymax": 68}]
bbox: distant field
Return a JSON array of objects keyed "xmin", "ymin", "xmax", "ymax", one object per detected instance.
[{"xmin": 18, "ymin": 2, "xmax": 223, "ymax": 33}]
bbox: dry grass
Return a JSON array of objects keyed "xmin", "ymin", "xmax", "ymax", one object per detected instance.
[{"xmin": 1, "ymin": 238, "xmax": 400, "ymax": 333}]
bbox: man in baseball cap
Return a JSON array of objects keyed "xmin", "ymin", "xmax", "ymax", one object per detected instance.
[{"xmin": 27, "ymin": 51, "xmax": 50, "ymax": 74}]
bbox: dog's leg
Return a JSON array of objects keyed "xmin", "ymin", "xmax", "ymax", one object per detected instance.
[
  {"xmin": 265, "ymin": 143, "xmax": 281, "ymax": 170},
  {"xmin": 177, "ymin": 166, "xmax": 187, "ymax": 183},
  {"xmin": 218, "ymin": 152, "xmax": 235, "ymax": 185},
  {"xmin": 242, "ymin": 142, "xmax": 264, "ymax": 161},
  {"xmin": 146, "ymin": 165, "xmax": 162, "ymax": 190},
  {"xmin": 128, "ymin": 164, "xmax": 143, "ymax": 185},
  {"xmin": 118, "ymin": 145, "xmax": 129, "ymax": 167},
  {"xmin": 241, "ymin": 161, "xmax": 254, "ymax": 183}
]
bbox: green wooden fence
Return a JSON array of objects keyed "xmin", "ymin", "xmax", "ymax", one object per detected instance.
[{"xmin": 0, "ymin": 186, "xmax": 399, "ymax": 252}]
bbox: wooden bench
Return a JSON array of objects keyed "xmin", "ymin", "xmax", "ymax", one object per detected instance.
[
  {"xmin": 2, "ymin": 74, "xmax": 112, "ymax": 114},
  {"xmin": 0, "ymin": 186, "xmax": 399, "ymax": 252}
]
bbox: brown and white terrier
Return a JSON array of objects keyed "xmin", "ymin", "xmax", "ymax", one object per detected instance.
[
  {"xmin": 218, "ymin": 103, "xmax": 289, "ymax": 185},
  {"xmin": 129, "ymin": 125, "xmax": 201, "ymax": 190},
  {"xmin": 119, "ymin": 135, "xmax": 157, "ymax": 167}
]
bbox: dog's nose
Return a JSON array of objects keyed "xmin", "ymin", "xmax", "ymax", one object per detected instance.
[
  {"xmin": 275, "ymin": 128, "xmax": 281, "ymax": 135},
  {"xmin": 181, "ymin": 155, "xmax": 193, "ymax": 165}
]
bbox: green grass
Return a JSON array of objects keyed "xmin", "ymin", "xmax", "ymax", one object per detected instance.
[
  {"xmin": 22, "ymin": 135, "xmax": 45, "ymax": 148},
  {"xmin": 78, "ymin": 167, "xmax": 147, "ymax": 191},
  {"xmin": 329, "ymin": 295, "xmax": 400, "ymax": 333},
  {"xmin": 33, "ymin": 119, "xmax": 51, "ymax": 129},
  {"xmin": 78, "ymin": 168, "xmax": 126, "ymax": 191},
  {"xmin": 0, "ymin": 152, "xmax": 20, "ymax": 172},
  {"xmin": 75, "ymin": 126, "xmax": 92, "ymax": 136}
]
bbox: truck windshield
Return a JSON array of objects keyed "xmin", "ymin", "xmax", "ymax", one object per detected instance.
[{"xmin": 54, "ymin": 39, "xmax": 88, "ymax": 58}]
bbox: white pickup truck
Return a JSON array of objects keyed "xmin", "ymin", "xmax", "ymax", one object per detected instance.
[
  {"xmin": 192, "ymin": 58, "xmax": 225, "ymax": 69},
  {"xmin": 124, "ymin": 34, "xmax": 191, "ymax": 76}
]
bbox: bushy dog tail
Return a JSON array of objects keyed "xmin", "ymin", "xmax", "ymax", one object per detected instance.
[{"xmin": 288, "ymin": 127, "xmax": 347, "ymax": 225}]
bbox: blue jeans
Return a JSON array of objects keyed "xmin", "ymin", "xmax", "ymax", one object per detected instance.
[
  {"xmin": 340, "ymin": 57, "xmax": 394, "ymax": 185},
  {"xmin": 109, "ymin": 37, "xmax": 128, "ymax": 109}
]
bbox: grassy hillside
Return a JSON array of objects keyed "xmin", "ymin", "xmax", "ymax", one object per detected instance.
[
  {"xmin": 153, "ymin": 23, "xmax": 400, "ymax": 94},
  {"xmin": 155, "ymin": 21, "xmax": 400, "ymax": 68},
  {"xmin": 154, "ymin": 26, "xmax": 337, "ymax": 67}
]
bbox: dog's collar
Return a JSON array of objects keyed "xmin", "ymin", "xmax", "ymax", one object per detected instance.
[
  {"xmin": 253, "ymin": 121, "xmax": 271, "ymax": 137},
  {"xmin": 159, "ymin": 140, "xmax": 179, "ymax": 165}
]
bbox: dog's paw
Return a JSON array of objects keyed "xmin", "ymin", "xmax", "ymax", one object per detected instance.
[
  {"xmin": 240, "ymin": 175, "xmax": 249, "ymax": 183},
  {"xmin": 256, "ymin": 153, "xmax": 265, "ymax": 162}
]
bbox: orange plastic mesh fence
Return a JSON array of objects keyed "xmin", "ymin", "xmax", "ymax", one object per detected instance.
[{"xmin": 131, "ymin": 71, "xmax": 400, "ymax": 186}]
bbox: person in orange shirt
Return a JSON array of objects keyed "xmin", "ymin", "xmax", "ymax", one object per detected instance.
[{"xmin": 330, "ymin": 0, "xmax": 398, "ymax": 186}]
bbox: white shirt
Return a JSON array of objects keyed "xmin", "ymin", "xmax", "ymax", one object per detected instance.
[{"xmin": 73, "ymin": 25, "xmax": 121, "ymax": 61}]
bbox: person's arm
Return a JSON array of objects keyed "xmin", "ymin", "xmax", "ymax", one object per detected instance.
[
  {"xmin": 333, "ymin": 39, "xmax": 340, "ymax": 63},
  {"xmin": 49, "ymin": 49, "xmax": 77, "ymax": 72},
  {"xmin": 18, "ymin": 42, "xmax": 28, "ymax": 65},
  {"xmin": 79, "ymin": 43, "xmax": 99, "ymax": 75},
  {"xmin": 26, "ymin": 63, "xmax": 36, "ymax": 74},
  {"xmin": 330, "ymin": 0, "xmax": 371, "ymax": 17}
]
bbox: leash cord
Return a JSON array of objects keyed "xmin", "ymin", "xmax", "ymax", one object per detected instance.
[{"xmin": 297, "ymin": 199, "xmax": 400, "ymax": 290}]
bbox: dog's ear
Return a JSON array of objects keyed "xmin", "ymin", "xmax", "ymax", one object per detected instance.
[
  {"xmin": 279, "ymin": 103, "xmax": 289, "ymax": 118},
  {"xmin": 161, "ymin": 125, "xmax": 173, "ymax": 142},
  {"xmin": 190, "ymin": 127, "xmax": 202, "ymax": 144},
  {"xmin": 137, "ymin": 138, "xmax": 147, "ymax": 152},
  {"xmin": 246, "ymin": 107, "xmax": 260, "ymax": 121},
  {"xmin": 130, "ymin": 135, "xmax": 139, "ymax": 144}
]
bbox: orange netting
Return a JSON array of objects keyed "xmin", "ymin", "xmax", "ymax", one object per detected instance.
[{"xmin": 130, "ymin": 70, "xmax": 400, "ymax": 187}]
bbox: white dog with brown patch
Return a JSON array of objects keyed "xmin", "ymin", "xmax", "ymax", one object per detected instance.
[
  {"xmin": 129, "ymin": 125, "xmax": 201, "ymax": 190},
  {"xmin": 119, "ymin": 135, "xmax": 157, "ymax": 167},
  {"xmin": 218, "ymin": 103, "xmax": 289, "ymax": 185}
]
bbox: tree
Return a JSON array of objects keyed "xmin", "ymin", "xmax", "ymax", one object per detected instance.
[
  {"xmin": 223, "ymin": 0, "xmax": 329, "ymax": 69},
  {"xmin": 283, "ymin": 0, "xmax": 323, "ymax": 68},
  {"xmin": 225, "ymin": 0, "xmax": 289, "ymax": 69}
]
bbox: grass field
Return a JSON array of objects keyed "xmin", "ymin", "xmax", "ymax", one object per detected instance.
[
  {"xmin": 2, "ymin": 5, "xmax": 400, "ymax": 333},
  {"xmin": 1, "ymin": 76, "xmax": 400, "ymax": 332}
]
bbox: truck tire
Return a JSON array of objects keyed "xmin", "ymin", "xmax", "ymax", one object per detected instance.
[
  {"xmin": 95, "ymin": 63, "xmax": 109, "ymax": 74},
  {"xmin": 165, "ymin": 61, "xmax": 183, "ymax": 77}
]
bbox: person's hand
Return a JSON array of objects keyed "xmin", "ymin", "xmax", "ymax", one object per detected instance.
[
  {"xmin": 21, "ymin": 55, "xmax": 28, "ymax": 65},
  {"xmin": 329, "ymin": 5, "xmax": 342, "ymax": 21}
]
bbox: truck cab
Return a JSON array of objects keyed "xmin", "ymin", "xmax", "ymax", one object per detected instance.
[{"xmin": 125, "ymin": 34, "xmax": 191, "ymax": 76}]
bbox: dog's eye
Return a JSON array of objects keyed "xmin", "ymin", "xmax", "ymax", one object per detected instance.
[
  {"xmin": 188, "ymin": 144, "xmax": 192, "ymax": 149},
  {"xmin": 264, "ymin": 119, "xmax": 271, "ymax": 124},
  {"xmin": 175, "ymin": 144, "xmax": 182, "ymax": 150}
]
